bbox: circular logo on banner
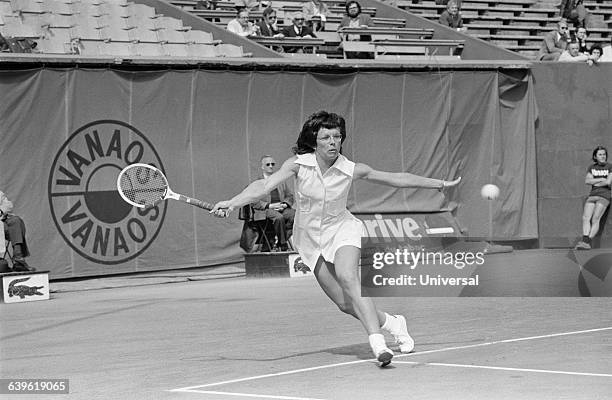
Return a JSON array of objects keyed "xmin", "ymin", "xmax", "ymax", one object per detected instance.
[{"xmin": 48, "ymin": 120, "xmax": 167, "ymax": 265}]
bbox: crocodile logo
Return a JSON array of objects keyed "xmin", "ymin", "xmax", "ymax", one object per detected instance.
[
  {"xmin": 293, "ymin": 257, "xmax": 311, "ymax": 274},
  {"xmin": 7, "ymin": 277, "xmax": 44, "ymax": 299}
]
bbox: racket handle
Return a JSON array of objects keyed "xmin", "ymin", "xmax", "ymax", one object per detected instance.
[{"xmin": 179, "ymin": 195, "xmax": 213, "ymax": 211}]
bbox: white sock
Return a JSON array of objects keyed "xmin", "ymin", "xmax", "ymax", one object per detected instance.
[{"xmin": 368, "ymin": 333, "xmax": 387, "ymax": 353}]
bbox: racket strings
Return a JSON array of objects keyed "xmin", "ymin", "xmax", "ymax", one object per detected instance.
[{"xmin": 119, "ymin": 166, "xmax": 167, "ymax": 207}]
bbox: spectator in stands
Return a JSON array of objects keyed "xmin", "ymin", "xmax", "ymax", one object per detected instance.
[
  {"xmin": 435, "ymin": 0, "xmax": 462, "ymax": 6},
  {"xmin": 559, "ymin": 41, "xmax": 588, "ymax": 61},
  {"xmin": 600, "ymin": 37, "xmax": 612, "ymax": 62},
  {"xmin": 257, "ymin": 7, "xmax": 284, "ymax": 38},
  {"xmin": 537, "ymin": 19, "xmax": 570, "ymax": 61},
  {"xmin": 339, "ymin": 1, "xmax": 374, "ymax": 39},
  {"xmin": 282, "ymin": 12, "xmax": 316, "ymax": 38},
  {"xmin": 575, "ymin": 146, "xmax": 612, "ymax": 250},
  {"xmin": 338, "ymin": 1, "xmax": 374, "ymax": 59},
  {"xmin": 562, "ymin": 0, "xmax": 589, "ymax": 29},
  {"xmin": 303, "ymin": 0, "xmax": 330, "ymax": 32},
  {"xmin": 233, "ymin": 0, "xmax": 264, "ymax": 12},
  {"xmin": 282, "ymin": 12, "xmax": 317, "ymax": 52},
  {"xmin": 195, "ymin": 0, "xmax": 217, "ymax": 10},
  {"xmin": 1, "ymin": 191, "xmax": 35, "ymax": 272},
  {"xmin": 438, "ymin": 1, "xmax": 466, "ymax": 32},
  {"xmin": 0, "ymin": 35, "xmax": 37, "ymax": 53},
  {"xmin": 227, "ymin": 9, "xmax": 260, "ymax": 37},
  {"xmin": 572, "ymin": 27, "xmax": 589, "ymax": 53},
  {"xmin": 0, "ymin": 34, "xmax": 9, "ymax": 52},
  {"xmin": 247, "ymin": 156, "xmax": 295, "ymax": 251},
  {"xmin": 590, "ymin": 45, "xmax": 602, "ymax": 62},
  {"xmin": 558, "ymin": 41, "xmax": 596, "ymax": 64}
]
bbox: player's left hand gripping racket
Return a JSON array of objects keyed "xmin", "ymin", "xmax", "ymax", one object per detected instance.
[{"xmin": 117, "ymin": 163, "xmax": 213, "ymax": 210}]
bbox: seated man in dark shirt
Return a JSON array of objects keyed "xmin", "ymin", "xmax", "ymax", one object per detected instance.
[
  {"xmin": 438, "ymin": 0, "xmax": 466, "ymax": 32},
  {"xmin": 281, "ymin": 12, "xmax": 317, "ymax": 52},
  {"xmin": 257, "ymin": 7, "xmax": 284, "ymax": 37},
  {"xmin": 243, "ymin": 156, "xmax": 295, "ymax": 251}
]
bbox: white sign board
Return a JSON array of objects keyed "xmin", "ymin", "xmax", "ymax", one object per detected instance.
[{"xmin": 2, "ymin": 273, "xmax": 49, "ymax": 303}]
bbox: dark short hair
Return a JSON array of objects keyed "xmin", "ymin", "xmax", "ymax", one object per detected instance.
[
  {"xmin": 345, "ymin": 0, "xmax": 361, "ymax": 15},
  {"xmin": 590, "ymin": 45, "xmax": 603, "ymax": 55},
  {"xmin": 592, "ymin": 146, "xmax": 608, "ymax": 162},
  {"xmin": 262, "ymin": 6, "xmax": 276, "ymax": 18},
  {"xmin": 293, "ymin": 111, "xmax": 346, "ymax": 155}
]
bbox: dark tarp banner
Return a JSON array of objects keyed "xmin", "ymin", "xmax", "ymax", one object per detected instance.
[
  {"xmin": 0, "ymin": 68, "xmax": 538, "ymax": 278},
  {"xmin": 531, "ymin": 63, "xmax": 612, "ymax": 248}
]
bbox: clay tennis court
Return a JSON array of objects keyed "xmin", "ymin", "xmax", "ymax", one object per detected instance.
[{"xmin": 1, "ymin": 256, "xmax": 610, "ymax": 400}]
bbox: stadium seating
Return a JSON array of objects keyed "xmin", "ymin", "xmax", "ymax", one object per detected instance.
[
  {"xmin": 4, "ymin": 0, "xmax": 607, "ymax": 60},
  {"xmin": 396, "ymin": 0, "xmax": 612, "ymax": 58},
  {"xmin": 168, "ymin": 0, "xmax": 467, "ymax": 59},
  {"xmin": 0, "ymin": 0, "xmax": 249, "ymax": 58}
]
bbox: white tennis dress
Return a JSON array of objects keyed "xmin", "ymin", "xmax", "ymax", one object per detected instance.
[{"xmin": 292, "ymin": 153, "xmax": 366, "ymax": 268}]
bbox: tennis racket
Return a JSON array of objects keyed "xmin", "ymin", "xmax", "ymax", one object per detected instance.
[{"xmin": 116, "ymin": 163, "xmax": 213, "ymax": 210}]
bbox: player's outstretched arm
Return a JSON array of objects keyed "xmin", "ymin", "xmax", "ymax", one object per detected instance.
[
  {"xmin": 354, "ymin": 163, "xmax": 461, "ymax": 190},
  {"xmin": 211, "ymin": 156, "xmax": 299, "ymax": 217}
]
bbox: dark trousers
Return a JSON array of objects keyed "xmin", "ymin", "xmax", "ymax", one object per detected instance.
[
  {"xmin": 3, "ymin": 215, "xmax": 29, "ymax": 257},
  {"xmin": 265, "ymin": 208, "xmax": 295, "ymax": 247}
]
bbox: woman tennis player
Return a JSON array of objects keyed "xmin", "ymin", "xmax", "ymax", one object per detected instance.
[{"xmin": 211, "ymin": 111, "xmax": 461, "ymax": 366}]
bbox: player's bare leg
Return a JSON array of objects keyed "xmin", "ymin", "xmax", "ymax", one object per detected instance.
[
  {"xmin": 313, "ymin": 255, "xmax": 384, "ymax": 323},
  {"xmin": 313, "ymin": 246, "xmax": 393, "ymax": 365},
  {"xmin": 314, "ymin": 255, "xmax": 414, "ymax": 353}
]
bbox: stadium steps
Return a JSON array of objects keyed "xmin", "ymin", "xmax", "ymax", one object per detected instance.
[
  {"xmin": 0, "ymin": 0, "xmax": 252, "ymax": 58},
  {"xmin": 168, "ymin": 0, "xmax": 469, "ymax": 60},
  {"xmin": 395, "ymin": 0, "xmax": 612, "ymax": 58}
]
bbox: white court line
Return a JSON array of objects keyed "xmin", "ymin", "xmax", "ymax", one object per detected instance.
[
  {"xmin": 170, "ymin": 326, "xmax": 612, "ymax": 393},
  {"xmin": 170, "ymin": 359, "xmax": 368, "ymax": 392},
  {"xmin": 393, "ymin": 361, "xmax": 612, "ymax": 378},
  {"xmin": 176, "ymin": 390, "xmax": 327, "ymax": 400}
]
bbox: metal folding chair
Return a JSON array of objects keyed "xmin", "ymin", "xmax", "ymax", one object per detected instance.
[{"xmin": 239, "ymin": 205, "xmax": 276, "ymax": 252}]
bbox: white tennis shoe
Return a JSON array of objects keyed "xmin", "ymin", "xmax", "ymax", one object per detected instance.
[{"xmin": 391, "ymin": 315, "xmax": 415, "ymax": 353}]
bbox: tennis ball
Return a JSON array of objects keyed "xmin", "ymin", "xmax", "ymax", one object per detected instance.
[{"xmin": 481, "ymin": 184, "xmax": 500, "ymax": 200}]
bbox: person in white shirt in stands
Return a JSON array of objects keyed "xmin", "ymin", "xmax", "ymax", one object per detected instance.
[
  {"xmin": 227, "ymin": 9, "xmax": 260, "ymax": 37},
  {"xmin": 559, "ymin": 41, "xmax": 598, "ymax": 65}
]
